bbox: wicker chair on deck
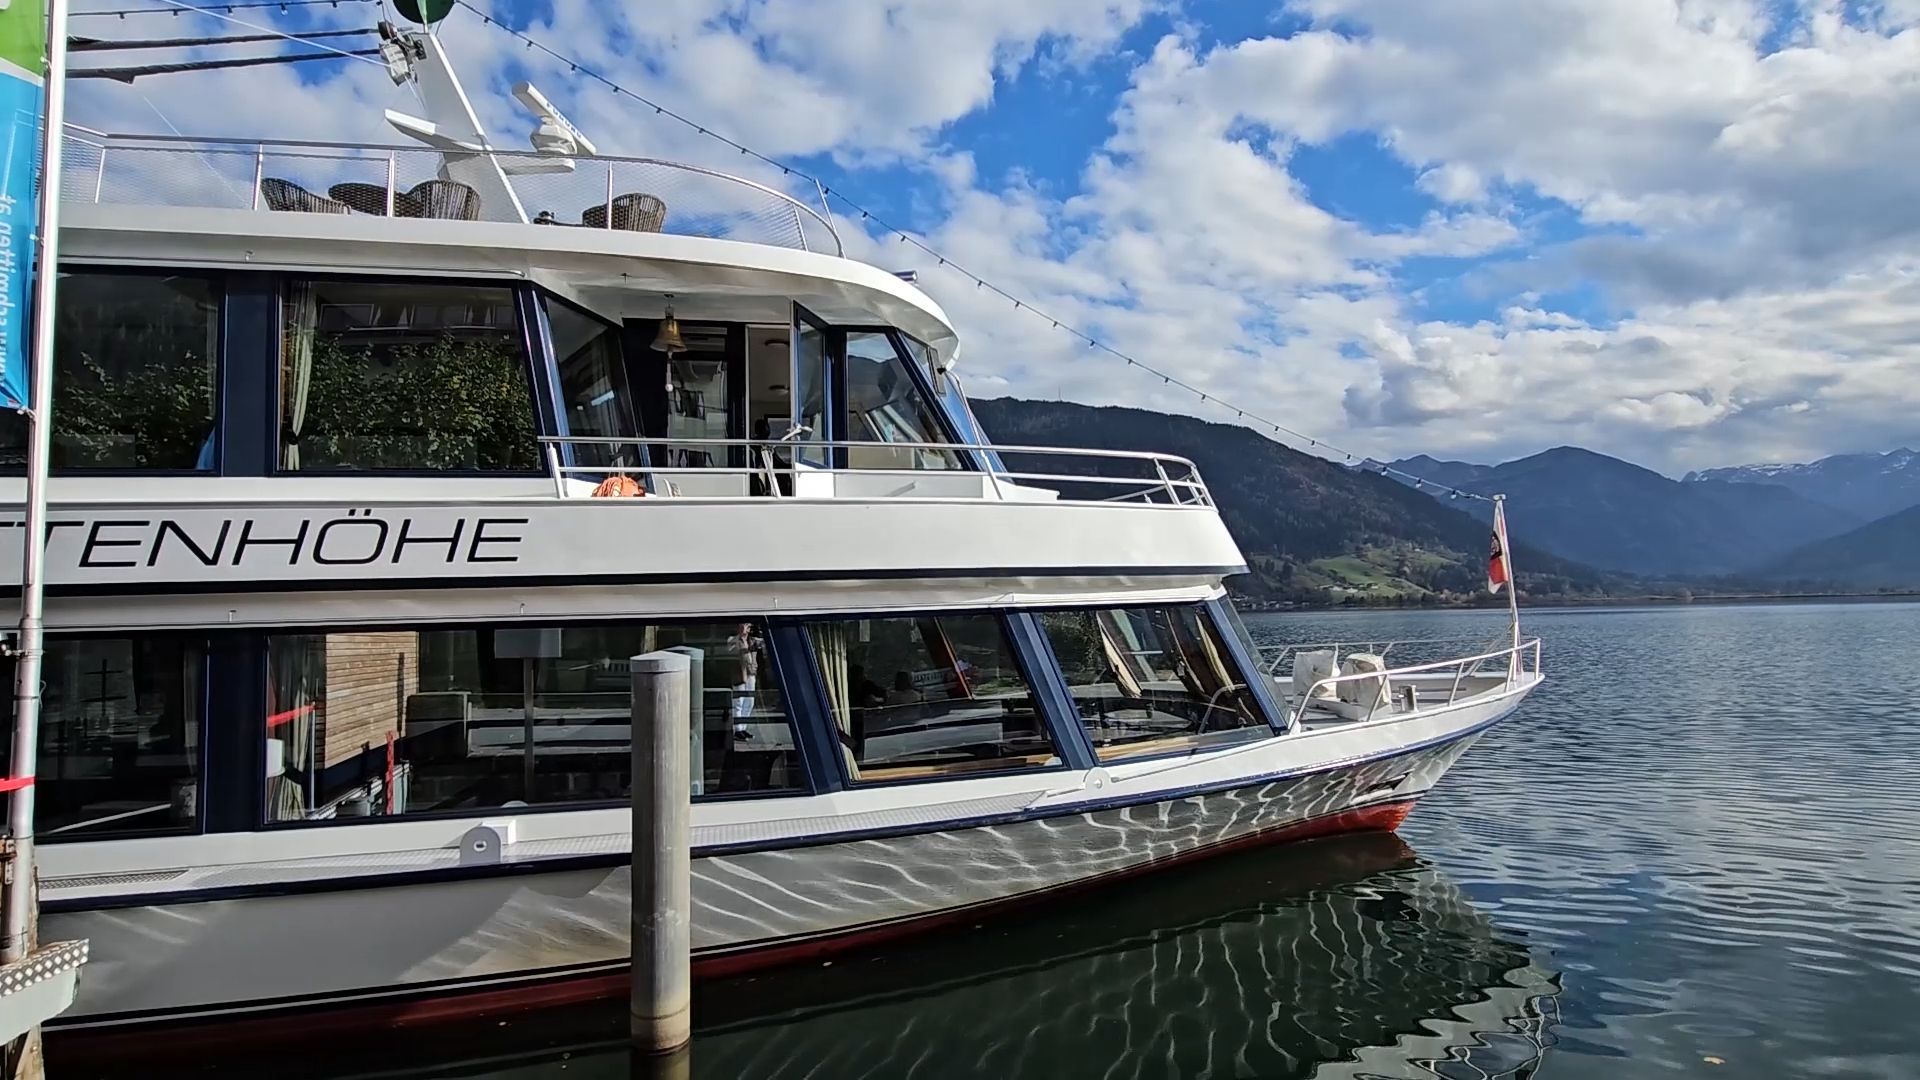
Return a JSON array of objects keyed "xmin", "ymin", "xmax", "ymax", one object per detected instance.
[
  {"xmin": 405, "ymin": 180, "xmax": 481, "ymax": 221},
  {"xmin": 581, "ymin": 192, "xmax": 666, "ymax": 232},
  {"xmin": 259, "ymin": 178, "xmax": 349, "ymax": 215}
]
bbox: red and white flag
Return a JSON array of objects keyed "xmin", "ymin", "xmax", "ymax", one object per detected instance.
[{"xmin": 1487, "ymin": 500, "xmax": 1513, "ymax": 595}]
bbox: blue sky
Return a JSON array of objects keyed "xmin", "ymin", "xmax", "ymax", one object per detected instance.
[{"xmin": 67, "ymin": 0, "xmax": 1920, "ymax": 475}]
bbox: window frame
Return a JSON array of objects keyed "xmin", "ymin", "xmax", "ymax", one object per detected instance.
[
  {"xmin": 15, "ymin": 629, "xmax": 215, "ymax": 843},
  {"xmin": 1, "ymin": 264, "xmax": 229, "ymax": 478},
  {"xmin": 270, "ymin": 273, "xmax": 548, "ymax": 478},
  {"xmin": 849, "ymin": 326, "xmax": 981, "ymax": 472},
  {"xmin": 253, "ymin": 614, "xmax": 818, "ymax": 831},
  {"xmin": 536, "ymin": 289, "xmax": 642, "ymax": 473},
  {"xmin": 795, "ymin": 608, "xmax": 1074, "ymax": 789},
  {"xmin": 1029, "ymin": 598, "xmax": 1282, "ymax": 766}
]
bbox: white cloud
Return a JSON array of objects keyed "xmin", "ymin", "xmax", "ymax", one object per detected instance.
[{"xmin": 62, "ymin": 0, "xmax": 1920, "ymax": 477}]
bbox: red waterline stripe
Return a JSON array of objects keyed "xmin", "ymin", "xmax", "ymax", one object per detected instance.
[{"xmin": 0, "ymin": 776, "xmax": 32, "ymax": 792}]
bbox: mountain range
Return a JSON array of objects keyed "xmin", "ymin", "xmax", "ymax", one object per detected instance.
[
  {"xmin": 1390, "ymin": 447, "xmax": 1920, "ymax": 588},
  {"xmin": 971, "ymin": 398, "xmax": 1610, "ymax": 603},
  {"xmin": 969, "ymin": 397, "xmax": 1920, "ymax": 597},
  {"xmin": 1386, "ymin": 448, "xmax": 1862, "ymax": 578},
  {"xmin": 1683, "ymin": 448, "xmax": 1920, "ymax": 521}
]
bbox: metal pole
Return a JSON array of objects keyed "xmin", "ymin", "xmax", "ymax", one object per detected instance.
[
  {"xmin": 7, "ymin": 0, "xmax": 74, "ymax": 969},
  {"xmin": 629, "ymin": 651, "xmax": 690, "ymax": 1054},
  {"xmin": 1495, "ymin": 493, "xmax": 1521, "ymax": 682}
]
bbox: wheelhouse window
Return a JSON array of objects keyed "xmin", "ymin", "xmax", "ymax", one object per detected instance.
[
  {"xmin": 806, "ymin": 613, "xmax": 1058, "ymax": 782},
  {"xmin": 264, "ymin": 620, "xmax": 800, "ymax": 822},
  {"xmin": 843, "ymin": 331, "xmax": 959, "ymax": 470},
  {"xmin": 547, "ymin": 298, "xmax": 638, "ymax": 468},
  {"xmin": 0, "ymin": 271, "xmax": 219, "ymax": 470},
  {"xmin": 1039, "ymin": 605, "xmax": 1269, "ymax": 761},
  {"xmin": 0, "ymin": 636, "xmax": 204, "ymax": 839},
  {"xmin": 662, "ymin": 325, "xmax": 733, "ymax": 469},
  {"xmin": 280, "ymin": 280, "xmax": 538, "ymax": 471}
]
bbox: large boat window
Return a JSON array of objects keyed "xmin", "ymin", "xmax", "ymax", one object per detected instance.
[
  {"xmin": 546, "ymin": 298, "xmax": 638, "ymax": 468},
  {"xmin": 263, "ymin": 620, "xmax": 799, "ymax": 822},
  {"xmin": 806, "ymin": 614, "xmax": 1059, "ymax": 782},
  {"xmin": 662, "ymin": 325, "xmax": 732, "ymax": 468},
  {"xmin": 0, "ymin": 636, "xmax": 204, "ymax": 839},
  {"xmin": 843, "ymin": 332, "xmax": 960, "ymax": 470},
  {"xmin": 793, "ymin": 316, "xmax": 830, "ymax": 467},
  {"xmin": 1039, "ymin": 605, "xmax": 1269, "ymax": 761},
  {"xmin": 0, "ymin": 271, "xmax": 219, "ymax": 470},
  {"xmin": 280, "ymin": 280, "xmax": 538, "ymax": 472}
]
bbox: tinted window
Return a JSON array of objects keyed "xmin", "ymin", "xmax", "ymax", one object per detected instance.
[
  {"xmin": 0, "ymin": 636, "xmax": 204, "ymax": 838},
  {"xmin": 281, "ymin": 280, "xmax": 537, "ymax": 471},
  {"xmin": 843, "ymin": 332, "xmax": 959, "ymax": 470},
  {"xmin": 808, "ymin": 613, "xmax": 1058, "ymax": 781},
  {"xmin": 264, "ymin": 619, "xmax": 800, "ymax": 821},
  {"xmin": 0, "ymin": 271, "xmax": 219, "ymax": 470},
  {"xmin": 546, "ymin": 298, "xmax": 638, "ymax": 468},
  {"xmin": 1040, "ymin": 605, "xmax": 1269, "ymax": 761},
  {"xmin": 662, "ymin": 326, "xmax": 732, "ymax": 469}
]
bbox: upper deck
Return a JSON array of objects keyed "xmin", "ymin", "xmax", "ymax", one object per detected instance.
[
  {"xmin": 18, "ymin": 25, "xmax": 1246, "ymax": 625},
  {"xmin": 61, "ymin": 126, "xmax": 842, "ymax": 255}
]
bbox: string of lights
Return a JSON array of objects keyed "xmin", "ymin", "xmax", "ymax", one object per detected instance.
[
  {"xmin": 68, "ymin": 0, "xmax": 1489, "ymax": 501},
  {"xmin": 75, "ymin": 0, "xmax": 376, "ymax": 17},
  {"xmin": 470, "ymin": 3, "xmax": 1496, "ymax": 502}
]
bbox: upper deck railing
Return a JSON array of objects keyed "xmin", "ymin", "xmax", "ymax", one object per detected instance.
[
  {"xmin": 537, "ymin": 434, "xmax": 1215, "ymax": 507},
  {"xmin": 59, "ymin": 126, "xmax": 843, "ymax": 255}
]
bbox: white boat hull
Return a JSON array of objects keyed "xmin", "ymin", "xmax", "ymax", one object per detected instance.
[{"xmin": 44, "ymin": 682, "xmax": 1531, "ymax": 1036}]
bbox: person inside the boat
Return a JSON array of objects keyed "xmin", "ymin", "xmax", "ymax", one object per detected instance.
[{"xmin": 727, "ymin": 621, "xmax": 763, "ymax": 737}]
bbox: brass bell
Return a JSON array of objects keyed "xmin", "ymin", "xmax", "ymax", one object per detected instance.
[{"xmin": 652, "ymin": 301, "xmax": 686, "ymax": 356}]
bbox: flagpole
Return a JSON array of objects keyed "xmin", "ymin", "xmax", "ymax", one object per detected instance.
[
  {"xmin": 5, "ymin": 0, "xmax": 72, "ymax": 968},
  {"xmin": 1494, "ymin": 493, "xmax": 1520, "ymax": 680}
]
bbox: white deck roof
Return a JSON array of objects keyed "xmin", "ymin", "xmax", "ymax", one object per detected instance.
[{"xmin": 59, "ymin": 202, "xmax": 961, "ymax": 362}]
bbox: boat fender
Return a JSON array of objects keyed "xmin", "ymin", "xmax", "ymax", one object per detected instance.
[{"xmin": 459, "ymin": 823, "xmax": 508, "ymax": 865}]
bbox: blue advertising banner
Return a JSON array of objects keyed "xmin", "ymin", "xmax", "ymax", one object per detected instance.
[{"xmin": 0, "ymin": 2, "xmax": 44, "ymax": 411}]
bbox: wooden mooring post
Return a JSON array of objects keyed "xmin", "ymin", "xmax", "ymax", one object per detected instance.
[{"xmin": 629, "ymin": 652, "xmax": 692, "ymax": 1054}]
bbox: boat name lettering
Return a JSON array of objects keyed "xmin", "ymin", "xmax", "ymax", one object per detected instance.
[{"xmin": 6, "ymin": 514, "xmax": 531, "ymax": 570}]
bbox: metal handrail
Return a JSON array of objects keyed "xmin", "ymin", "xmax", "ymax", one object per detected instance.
[
  {"xmin": 537, "ymin": 433, "xmax": 1213, "ymax": 507},
  {"xmin": 1259, "ymin": 635, "xmax": 1512, "ymax": 676},
  {"xmin": 61, "ymin": 126, "xmax": 843, "ymax": 255},
  {"xmin": 1286, "ymin": 638, "xmax": 1541, "ymax": 727}
]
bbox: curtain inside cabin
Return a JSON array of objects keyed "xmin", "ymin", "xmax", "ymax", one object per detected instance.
[
  {"xmin": 267, "ymin": 635, "xmax": 323, "ymax": 821},
  {"xmin": 282, "ymin": 280, "xmax": 317, "ymax": 471},
  {"xmin": 812, "ymin": 623, "xmax": 854, "ymax": 773},
  {"xmin": 1094, "ymin": 610, "xmax": 1145, "ymax": 701}
]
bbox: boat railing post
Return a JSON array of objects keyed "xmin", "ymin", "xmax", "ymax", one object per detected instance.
[
  {"xmin": 604, "ymin": 162, "xmax": 616, "ymax": 230},
  {"xmin": 92, "ymin": 146, "xmax": 105, "ymax": 204},
  {"xmin": 385, "ymin": 152, "xmax": 397, "ymax": 217},
  {"xmin": 251, "ymin": 144, "xmax": 264, "ymax": 210},
  {"xmin": 630, "ymin": 651, "xmax": 692, "ymax": 1055}
]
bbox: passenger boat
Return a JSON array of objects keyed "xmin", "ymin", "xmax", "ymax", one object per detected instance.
[{"xmin": 7, "ymin": 19, "xmax": 1542, "ymax": 1038}]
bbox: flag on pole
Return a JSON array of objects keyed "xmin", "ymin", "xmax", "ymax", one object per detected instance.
[
  {"xmin": 1487, "ymin": 500, "xmax": 1513, "ymax": 594},
  {"xmin": 0, "ymin": 0, "xmax": 47, "ymax": 409}
]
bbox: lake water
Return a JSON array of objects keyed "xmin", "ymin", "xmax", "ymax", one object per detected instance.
[{"xmin": 66, "ymin": 602, "xmax": 1920, "ymax": 1079}]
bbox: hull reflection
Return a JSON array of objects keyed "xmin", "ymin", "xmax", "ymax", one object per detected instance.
[{"xmin": 58, "ymin": 834, "xmax": 1557, "ymax": 1080}]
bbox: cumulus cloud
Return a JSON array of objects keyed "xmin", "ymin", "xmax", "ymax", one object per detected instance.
[{"xmin": 64, "ymin": 0, "xmax": 1920, "ymax": 476}]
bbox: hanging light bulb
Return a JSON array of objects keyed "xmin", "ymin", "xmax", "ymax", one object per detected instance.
[{"xmin": 652, "ymin": 295, "xmax": 686, "ymax": 356}]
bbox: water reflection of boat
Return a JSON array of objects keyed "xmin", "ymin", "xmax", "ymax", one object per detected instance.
[{"xmin": 61, "ymin": 835, "xmax": 1556, "ymax": 1079}]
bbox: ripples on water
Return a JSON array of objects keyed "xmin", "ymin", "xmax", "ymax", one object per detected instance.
[{"xmin": 63, "ymin": 602, "xmax": 1920, "ymax": 1079}]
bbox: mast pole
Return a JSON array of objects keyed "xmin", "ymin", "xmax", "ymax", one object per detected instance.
[
  {"xmin": 1495, "ymin": 493, "xmax": 1521, "ymax": 680},
  {"xmin": 6, "ymin": 0, "xmax": 73, "ymax": 966}
]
